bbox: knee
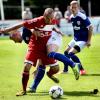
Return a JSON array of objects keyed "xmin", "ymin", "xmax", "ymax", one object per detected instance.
[
  {"xmin": 64, "ymin": 51, "xmax": 68, "ymax": 55},
  {"xmin": 68, "ymin": 52, "xmax": 75, "ymax": 57},
  {"xmin": 50, "ymin": 65, "xmax": 59, "ymax": 73},
  {"xmin": 64, "ymin": 50, "xmax": 71, "ymax": 58},
  {"xmin": 23, "ymin": 63, "xmax": 32, "ymax": 72},
  {"xmin": 74, "ymin": 45, "xmax": 80, "ymax": 52}
]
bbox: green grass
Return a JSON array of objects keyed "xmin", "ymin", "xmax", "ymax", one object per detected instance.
[{"xmin": 0, "ymin": 34, "xmax": 100, "ymax": 100}]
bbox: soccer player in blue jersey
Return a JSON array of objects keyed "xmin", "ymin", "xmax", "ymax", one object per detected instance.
[{"xmin": 63, "ymin": 0, "xmax": 93, "ymax": 75}]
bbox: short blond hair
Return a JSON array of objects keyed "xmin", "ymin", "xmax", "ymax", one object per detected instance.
[
  {"xmin": 43, "ymin": 8, "xmax": 54, "ymax": 17},
  {"xmin": 70, "ymin": 0, "xmax": 79, "ymax": 5}
]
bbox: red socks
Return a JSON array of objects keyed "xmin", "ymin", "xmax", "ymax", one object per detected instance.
[{"xmin": 22, "ymin": 71, "xmax": 29, "ymax": 91}]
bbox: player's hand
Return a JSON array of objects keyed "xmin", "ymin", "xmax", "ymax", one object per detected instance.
[
  {"xmin": 86, "ymin": 41, "xmax": 91, "ymax": 48},
  {"xmin": 0, "ymin": 29, "xmax": 5, "ymax": 34},
  {"xmin": 52, "ymin": 27, "xmax": 64, "ymax": 36}
]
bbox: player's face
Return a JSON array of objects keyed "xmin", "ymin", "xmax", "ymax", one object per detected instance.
[
  {"xmin": 70, "ymin": 3, "xmax": 79, "ymax": 15},
  {"xmin": 45, "ymin": 12, "xmax": 54, "ymax": 24},
  {"xmin": 44, "ymin": 8, "xmax": 54, "ymax": 24}
]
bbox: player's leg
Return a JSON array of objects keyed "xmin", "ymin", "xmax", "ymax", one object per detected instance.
[
  {"xmin": 63, "ymin": 39, "xmax": 75, "ymax": 73},
  {"xmin": 16, "ymin": 62, "xmax": 32, "ymax": 96},
  {"xmin": 47, "ymin": 44, "xmax": 79, "ymax": 80},
  {"xmin": 29, "ymin": 65, "xmax": 45, "ymax": 92},
  {"xmin": 16, "ymin": 49, "xmax": 38, "ymax": 96},
  {"xmin": 68, "ymin": 41, "xmax": 86, "ymax": 75},
  {"xmin": 47, "ymin": 31, "xmax": 79, "ymax": 79},
  {"xmin": 47, "ymin": 64, "xmax": 59, "ymax": 83},
  {"xmin": 27, "ymin": 59, "xmax": 46, "ymax": 93},
  {"xmin": 63, "ymin": 47, "xmax": 71, "ymax": 73}
]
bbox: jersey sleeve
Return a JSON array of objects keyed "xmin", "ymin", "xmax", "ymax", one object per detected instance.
[
  {"xmin": 23, "ymin": 18, "xmax": 38, "ymax": 29},
  {"xmin": 84, "ymin": 17, "xmax": 91, "ymax": 28},
  {"xmin": 79, "ymin": 12, "xmax": 91, "ymax": 28}
]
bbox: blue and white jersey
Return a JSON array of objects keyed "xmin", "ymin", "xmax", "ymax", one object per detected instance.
[{"xmin": 70, "ymin": 11, "xmax": 91, "ymax": 41}]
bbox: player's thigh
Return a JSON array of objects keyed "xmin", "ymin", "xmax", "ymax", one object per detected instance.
[
  {"xmin": 69, "ymin": 41, "xmax": 86, "ymax": 53},
  {"xmin": 47, "ymin": 44, "xmax": 59, "ymax": 53},
  {"xmin": 68, "ymin": 39, "xmax": 75, "ymax": 48},
  {"xmin": 47, "ymin": 31, "xmax": 62, "ymax": 53},
  {"xmin": 25, "ymin": 50, "xmax": 38, "ymax": 67},
  {"xmin": 75, "ymin": 41, "xmax": 86, "ymax": 50}
]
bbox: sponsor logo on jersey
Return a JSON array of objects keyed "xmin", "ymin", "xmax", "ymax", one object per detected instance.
[
  {"xmin": 73, "ymin": 26, "xmax": 80, "ymax": 30},
  {"xmin": 77, "ymin": 21, "xmax": 80, "ymax": 25}
]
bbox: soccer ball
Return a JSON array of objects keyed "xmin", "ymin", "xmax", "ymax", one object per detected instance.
[{"xmin": 49, "ymin": 85, "xmax": 63, "ymax": 99}]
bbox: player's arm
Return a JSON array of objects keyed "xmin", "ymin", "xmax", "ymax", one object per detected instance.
[
  {"xmin": 87, "ymin": 25, "xmax": 93, "ymax": 47},
  {"xmin": 52, "ymin": 27, "xmax": 64, "ymax": 36},
  {"xmin": 30, "ymin": 29, "xmax": 40, "ymax": 37},
  {"xmin": 83, "ymin": 16, "xmax": 93, "ymax": 47},
  {"xmin": 0, "ymin": 22, "xmax": 24, "ymax": 34}
]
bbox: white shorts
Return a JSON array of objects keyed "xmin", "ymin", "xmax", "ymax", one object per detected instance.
[
  {"xmin": 68, "ymin": 39, "xmax": 86, "ymax": 50},
  {"xmin": 47, "ymin": 31, "xmax": 62, "ymax": 47}
]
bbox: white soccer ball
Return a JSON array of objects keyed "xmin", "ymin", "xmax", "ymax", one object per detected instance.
[{"xmin": 49, "ymin": 85, "xmax": 63, "ymax": 99}]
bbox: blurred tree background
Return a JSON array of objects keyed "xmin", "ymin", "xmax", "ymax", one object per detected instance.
[{"xmin": 1, "ymin": 0, "xmax": 100, "ymax": 19}]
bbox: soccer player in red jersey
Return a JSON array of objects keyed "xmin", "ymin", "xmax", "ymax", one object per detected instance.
[
  {"xmin": 0, "ymin": 8, "xmax": 60, "ymax": 96},
  {"xmin": 0, "ymin": 7, "xmax": 80, "ymax": 96},
  {"xmin": 9, "ymin": 29, "xmax": 60, "ymax": 95}
]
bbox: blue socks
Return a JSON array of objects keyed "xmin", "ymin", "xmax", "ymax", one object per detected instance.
[
  {"xmin": 48, "ymin": 52, "xmax": 75, "ymax": 68},
  {"xmin": 64, "ymin": 52, "xmax": 84, "ymax": 71},
  {"xmin": 63, "ymin": 51, "xmax": 69, "ymax": 72},
  {"xmin": 69, "ymin": 52, "xmax": 84, "ymax": 70},
  {"xmin": 31, "ymin": 65, "xmax": 45, "ymax": 91}
]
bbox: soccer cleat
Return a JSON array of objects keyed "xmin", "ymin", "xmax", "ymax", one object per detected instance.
[
  {"xmin": 16, "ymin": 91, "xmax": 26, "ymax": 96},
  {"xmin": 72, "ymin": 63, "xmax": 79, "ymax": 80},
  {"xmin": 26, "ymin": 87, "xmax": 36, "ymax": 93},
  {"xmin": 80, "ymin": 70, "xmax": 86, "ymax": 75},
  {"xmin": 47, "ymin": 72, "xmax": 59, "ymax": 83}
]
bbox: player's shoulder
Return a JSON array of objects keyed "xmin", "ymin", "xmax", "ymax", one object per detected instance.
[
  {"xmin": 37, "ymin": 16, "xmax": 44, "ymax": 21},
  {"xmin": 31, "ymin": 16, "xmax": 44, "ymax": 22},
  {"xmin": 77, "ymin": 11, "xmax": 87, "ymax": 20}
]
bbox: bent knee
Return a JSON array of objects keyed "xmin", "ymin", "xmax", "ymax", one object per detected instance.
[
  {"xmin": 24, "ymin": 62, "xmax": 32, "ymax": 72},
  {"xmin": 50, "ymin": 65, "xmax": 59, "ymax": 72}
]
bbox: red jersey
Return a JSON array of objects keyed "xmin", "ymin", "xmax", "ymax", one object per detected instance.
[
  {"xmin": 23, "ymin": 16, "xmax": 46, "ymax": 29},
  {"xmin": 24, "ymin": 16, "xmax": 52, "ymax": 51},
  {"xmin": 23, "ymin": 16, "xmax": 56, "ymax": 29},
  {"xmin": 24, "ymin": 16, "xmax": 57, "ymax": 66}
]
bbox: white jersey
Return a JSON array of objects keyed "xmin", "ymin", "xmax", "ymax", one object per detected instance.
[
  {"xmin": 47, "ymin": 31, "xmax": 62, "ymax": 47},
  {"xmin": 31, "ymin": 24, "xmax": 62, "ymax": 47}
]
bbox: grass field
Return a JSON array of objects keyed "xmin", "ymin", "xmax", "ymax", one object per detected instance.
[{"xmin": 0, "ymin": 34, "xmax": 100, "ymax": 100}]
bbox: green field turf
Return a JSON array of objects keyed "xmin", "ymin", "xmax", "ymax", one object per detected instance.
[{"xmin": 0, "ymin": 34, "xmax": 100, "ymax": 100}]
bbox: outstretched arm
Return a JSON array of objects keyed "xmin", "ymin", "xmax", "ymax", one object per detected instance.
[
  {"xmin": 0, "ymin": 22, "xmax": 23, "ymax": 33},
  {"xmin": 52, "ymin": 27, "xmax": 64, "ymax": 36}
]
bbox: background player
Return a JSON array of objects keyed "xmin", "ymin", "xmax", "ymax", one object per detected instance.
[{"xmin": 63, "ymin": 0, "xmax": 93, "ymax": 75}]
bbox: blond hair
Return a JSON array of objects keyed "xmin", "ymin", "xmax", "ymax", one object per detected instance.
[{"xmin": 70, "ymin": 0, "xmax": 79, "ymax": 5}]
